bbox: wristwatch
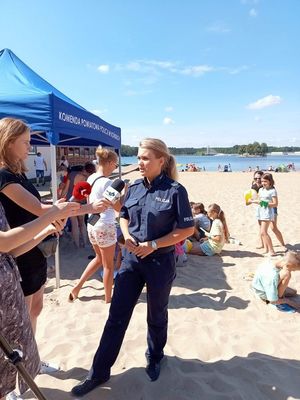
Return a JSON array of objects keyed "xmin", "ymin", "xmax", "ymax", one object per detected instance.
[{"xmin": 151, "ymin": 240, "xmax": 158, "ymax": 250}]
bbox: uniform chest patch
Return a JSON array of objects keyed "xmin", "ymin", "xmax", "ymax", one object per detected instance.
[{"xmin": 155, "ymin": 196, "xmax": 170, "ymax": 203}]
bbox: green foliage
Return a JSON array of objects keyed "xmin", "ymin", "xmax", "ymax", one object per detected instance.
[
  {"xmin": 121, "ymin": 143, "xmax": 300, "ymax": 156},
  {"xmin": 121, "ymin": 145, "xmax": 138, "ymax": 156}
]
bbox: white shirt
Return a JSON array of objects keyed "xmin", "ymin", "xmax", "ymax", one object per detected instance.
[
  {"xmin": 87, "ymin": 173, "xmax": 116, "ymax": 225},
  {"xmin": 60, "ymin": 159, "xmax": 69, "ymax": 168},
  {"xmin": 34, "ymin": 155, "xmax": 45, "ymax": 170}
]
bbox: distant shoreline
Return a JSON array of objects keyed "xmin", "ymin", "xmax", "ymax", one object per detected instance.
[
  {"xmin": 122, "ymin": 153, "xmax": 300, "ymax": 159},
  {"xmin": 121, "ymin": 154, "xmax": 300, "ymax": 172}
]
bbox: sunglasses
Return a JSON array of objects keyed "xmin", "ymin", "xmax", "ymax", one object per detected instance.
[{"xmin": 254, "ymin": 177, "xmax": 261, "ymax": 180}]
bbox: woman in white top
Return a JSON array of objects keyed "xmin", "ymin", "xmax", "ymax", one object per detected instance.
[{"xmin": 69, "ymin": 147, "xmax": 121, "ymax": 303}]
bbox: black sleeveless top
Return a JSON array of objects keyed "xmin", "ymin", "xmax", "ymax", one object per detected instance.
[{"xmin": 0, "ymin": 168, "xmax": 46, "ymax": 294}]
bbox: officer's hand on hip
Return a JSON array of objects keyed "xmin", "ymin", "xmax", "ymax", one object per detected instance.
[{"xmin": 134, "ymin": 241, "xmax": 154, "ymax": 259}]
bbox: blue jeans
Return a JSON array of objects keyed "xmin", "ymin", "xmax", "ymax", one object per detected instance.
[{"xmin": 90, "ymin": 250, "xmax": 176, "ymax": 380}]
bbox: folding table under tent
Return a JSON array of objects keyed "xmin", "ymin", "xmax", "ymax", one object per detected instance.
[{"xmin": 0, "ymin": 48, "xmax": 121, "ymax": 287}]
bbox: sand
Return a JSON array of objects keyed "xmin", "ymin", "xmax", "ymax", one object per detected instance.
[{"xmin": 24, "ymin": 171, "xmax": 300, "ymax": 400}]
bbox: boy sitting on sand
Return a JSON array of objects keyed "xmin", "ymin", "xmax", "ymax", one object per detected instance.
[
  {"xmin": 192, "ymin": 202, "xmax": 211, "ymax": 241},
  {"xmin": 252, "ymin": 251, "xmax": 300, "ymax": 310}
]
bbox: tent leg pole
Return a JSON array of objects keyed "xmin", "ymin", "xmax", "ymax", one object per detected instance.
[
  {"xmin": 49, "ymin": 144, "xmax": 60, "ymax": 288},
  {"xmin": 55, "ymin": 240, "xmax": 60, "ymax": 289}
]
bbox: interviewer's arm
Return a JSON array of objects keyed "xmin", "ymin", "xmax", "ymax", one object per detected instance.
[
  {"xmin": 1, "ymin": 183, "xmax": 52, "ymax": 216},
  {"xmin": 10, "ymin": 220, "xmax": 64, "ymax": 257},
  {"xmin": 0, "ymin": 202, "xmax": 79, "ymax": 253},
  {"xmin": 76, "ymin": 198, "xmax": 111, "ymax": 216}
]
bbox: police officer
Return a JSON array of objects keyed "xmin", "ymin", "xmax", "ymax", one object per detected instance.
[{"xmin": 71, "ymin": 138, "xmax": 194, "ymax": 397}]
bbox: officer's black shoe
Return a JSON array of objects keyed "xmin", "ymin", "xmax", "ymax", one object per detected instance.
[
  {"xmin": 71, "ymin": 377, "xmax": 108, "ymax": 397},
  {"xmin": 145, "ymin": 359, "xmax": 161, "ymax": 382}
]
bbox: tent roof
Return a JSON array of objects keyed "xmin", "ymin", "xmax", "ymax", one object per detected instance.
[{"xmin": 0, "ymin": 48, "xmax": 121, "ymax": 148}]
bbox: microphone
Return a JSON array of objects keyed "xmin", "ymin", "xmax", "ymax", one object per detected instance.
[
  {"xmin": 69, "ymin": 181, "xmax": 91, "ymax": 201},
  {"xmin": 87, "ymin": 178, "xmax": 125, "ymax": 226},
  {"xmin": 103, "ymin": 178, "xmax": 125, "ymax": 204}
]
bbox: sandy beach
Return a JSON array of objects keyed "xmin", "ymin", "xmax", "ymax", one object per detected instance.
[{"xmin": 24, "ymin": 171, "xmax": 300, "ymax": 400}]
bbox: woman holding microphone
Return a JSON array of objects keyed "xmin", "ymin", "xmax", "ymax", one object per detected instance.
[{"xmin": 0, "ymin": 117, "xmax": 110, "ymax": 375}]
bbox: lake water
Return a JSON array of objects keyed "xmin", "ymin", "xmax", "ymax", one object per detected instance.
[{"xmin": 121, "ymin": 154, "xmax": 300, "ymax": 172}]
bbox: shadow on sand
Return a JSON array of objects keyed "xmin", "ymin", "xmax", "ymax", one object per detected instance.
[{"xmin": 26, "ymin": 353, "xmax": 300, "ymax": 400}]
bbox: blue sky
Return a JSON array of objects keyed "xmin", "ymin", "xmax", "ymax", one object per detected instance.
[{"xmin": 1, "ymin": 0, "xmax": 299, "ymax": 147}]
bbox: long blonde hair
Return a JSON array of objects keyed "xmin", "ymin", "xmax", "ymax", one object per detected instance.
[
  {"xmin": 139, "ymin": 138, "xmax": 178, "ymax": 181},
  {"xmin": 208, "ymin": 203, "xmax": 230, "ymax": 242},
  {"xmin": 0, "ymin": 118, "xmax": 29, "ymax": 174},
  {"xmin": 95, "ymin": 147, "xmax": 118, "ymax": 166}
]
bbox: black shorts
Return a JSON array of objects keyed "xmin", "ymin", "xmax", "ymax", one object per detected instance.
[{"xmin": 16, "ymin": 247, "xmax": 47, "ymax": 296}]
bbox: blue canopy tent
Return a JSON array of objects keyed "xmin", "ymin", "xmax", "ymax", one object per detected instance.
[
  {"xmin": 0, "ymin": 48, "xmax": 121, "ymax": 147},
  {"xmin": 0, "ymin": 48, "xmax": 121, "ymax": 286}
]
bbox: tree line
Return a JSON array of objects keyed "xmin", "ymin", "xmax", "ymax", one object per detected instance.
[{"xmin": 121, "ymin": 142, "xmax": 300, "ymax": 157}]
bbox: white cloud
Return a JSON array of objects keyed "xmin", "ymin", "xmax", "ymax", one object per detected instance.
[
  {"xmin": 165, "ymin": 106, "xmax": 173, "ymax": 112},
  {"xmin": 126, "ymin": 62, "xmax": 142, "ymax": 72},
  {"xmin": 138, "ymin": 76, "xmax": 159, "ymax": 85},
  {"xmin": 180, "ymin": 65, "xmax": 214, "ymax": 76},
  {"xmin": 119, "ymin": 60, "xmax": 177, "ymax": 74},
  {"xmin": 246, "ymin": 95, "xmax": 282, "ymax": 110},
  {"xmin": 97, "ymin": 64, "xmax": 110, "ymax": 73},
  {"xmin": 163, "ymin": 117, "xmax": 174, "ymax": 125},
  {"xmin": 241, "ymin": 0, "xmax": 259, "ymax": 4},
  {"xmin": 124, "ymin": 89, "xmax": 153, "ymax": 97},
  {"xmin": 223, "ymin": 65, "xmax": 250, "ymax": 75},
  {"xmin": 105, "ymin": 59, "xmax": 249, "ymax": 83},
  {"xmin": 206, "ymin": 22, "xmax": 231, "ymax": 34},
  {"xmin": 249, "ymin": 8, "xmax": 258, "ymax": 17},
  {"xmin": 117, "ymin": 59, "xmax": 214, "ymax": 77},
  {"xmin": 91, "ymin": 109, "xmax": 108, "ymax": 116}
]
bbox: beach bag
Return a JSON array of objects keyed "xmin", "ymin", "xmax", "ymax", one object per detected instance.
[{"xmin": 37, "ymin": 236, "xmax": 58, "ymax": 258}]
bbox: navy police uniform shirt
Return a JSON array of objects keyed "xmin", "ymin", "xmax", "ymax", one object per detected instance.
[{"xmin": 120, "ymin": 173, "xmax": 194, "ymax": 243}]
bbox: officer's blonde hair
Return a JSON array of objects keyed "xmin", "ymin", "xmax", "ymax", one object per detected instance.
[
  {"xmin": 95, "ymin": 147, "xmax": 118, "ymax": 166},
  {"xmin": 0, "ymin": 117, "xmax": 29, "ymax": 174},
  {"xmin": 139, "ymin": 138, "xmax": 178, "ymax": 181}
]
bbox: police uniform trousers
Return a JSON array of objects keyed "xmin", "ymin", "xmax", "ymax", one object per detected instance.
[{"xmin": 91, "ymin": 249, "xmax": 176, "ymax": 380}]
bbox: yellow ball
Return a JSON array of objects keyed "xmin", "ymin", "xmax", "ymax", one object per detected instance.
[
  {"xmin": 244, "ymin": 189, "xmax": 252, "ymax": 203},
  {"xmin": 244, "ymin": 189, "xmax": 258, "ymax": 204}
]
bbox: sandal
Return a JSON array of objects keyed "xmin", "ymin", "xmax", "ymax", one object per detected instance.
[{"xmin": 68, "ymin": 292, "xmax": 78, "ymax": 302}]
